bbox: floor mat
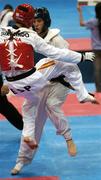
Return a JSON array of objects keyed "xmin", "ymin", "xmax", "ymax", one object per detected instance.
[
  {"xmin": 0, "ymin": 92, "xmax": 101, "ymax": 120},
  {"xmin": 1, "ymin": 116, "xmax": 101, "ymax": 180},
  {"xmin": 62, "ymin": 92, "xmax": 101, "ymax": 116},
  {"xmin": 1, "ymin": 177, "xmax": 59, "ymax": 180}
]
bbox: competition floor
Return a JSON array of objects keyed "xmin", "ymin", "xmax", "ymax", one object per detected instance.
[
  {"xmin": 0, "ymin": 0, "xmax": 101, "ymax": 180},
  {"xmin": 0, "ymin": 85, "xmax": 101, "ymax": 180}
]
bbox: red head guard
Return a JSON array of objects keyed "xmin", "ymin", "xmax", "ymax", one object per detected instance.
[{"xmin": 13, "ymin": 4, "xmax": 36, "ymax": 28}]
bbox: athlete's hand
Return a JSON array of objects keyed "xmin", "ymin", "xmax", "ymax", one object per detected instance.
[
  {"xmin": 83, "ymin": 52, "xmax": 95, "ymax": 62},
  {"xmin": 1, "ymin": 85, "xmax": 10, "ymax": 96}
]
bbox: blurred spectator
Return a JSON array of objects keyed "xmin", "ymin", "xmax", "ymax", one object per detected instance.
[
  {"xmin": 0, "ymin": 4, "xmax": 14, "ymax": 27},
  {"xmin": 77, "ymin": 2, "xmax": 101, "ymax": 92}
]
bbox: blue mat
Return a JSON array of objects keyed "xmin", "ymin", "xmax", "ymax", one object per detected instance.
[{"xmin": 0, "ymin": 116, "xmax": 101, "ymax": 180}]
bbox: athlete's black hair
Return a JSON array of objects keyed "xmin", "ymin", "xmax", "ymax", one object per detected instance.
[{"xmin": 34, "ymin": 7, "xmax": 51, "ymax": 28}]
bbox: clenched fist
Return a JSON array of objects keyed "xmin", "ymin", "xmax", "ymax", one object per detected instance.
[{"xmin": 1, "ymin": 85, "xmax": 10, "ymax": 96}]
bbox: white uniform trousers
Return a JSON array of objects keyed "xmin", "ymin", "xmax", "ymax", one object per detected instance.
[{"xmin": 16, "ymin": 83, "xmax": 72, "ymax": 165}]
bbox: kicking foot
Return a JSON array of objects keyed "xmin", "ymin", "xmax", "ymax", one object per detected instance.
[
  {"xmin": 80, "ymin": 94, "xmax": 99, "ymax": 104},
  {"xmin": 11, "ymin": 162, "xmax": 24, "ymax": 175},
  {"xmin": 66, "ymin": 139, "xmax": 77, "ymax": 156},
  {"xmin": 24, "ymin": 137, "xmax": 38, "ymax": 149}
]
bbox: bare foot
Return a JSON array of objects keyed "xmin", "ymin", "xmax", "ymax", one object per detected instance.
[
  {"xmin": 66, "ymin": 139, "xmax": 77, "ymax": 156},
  {"xmin": 11, "ymin": 162, "xmax": 24, "ymax": 175},
  {"xmin": 24, "ymin": 137, "xmax": 38, "ymax": 149}
]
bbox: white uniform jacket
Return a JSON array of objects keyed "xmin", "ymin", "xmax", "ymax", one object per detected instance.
[
  {"xmin": 36, "ymin": 28, "xmax": 88, "ymax": 101},
  {"xmin": 0, "ymin": 26, "xmax": 82, "ymax": 78}
]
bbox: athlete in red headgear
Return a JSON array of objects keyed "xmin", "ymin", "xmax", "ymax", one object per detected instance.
[
  {"xmin": 10, "ymin": 6, "xmax": 99, "ymax": 175},
  {"xmin": 0, "ymin": 3, "xmax": 96, "ymax": 175},
  {"xmin": 13, "ymin": 4, "xmax": 36, "ymax": 28}
]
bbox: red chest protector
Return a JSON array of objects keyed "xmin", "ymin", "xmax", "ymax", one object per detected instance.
[{"xmin": 0, "ymin": 40, "xmax": 34, "ymax": 71}]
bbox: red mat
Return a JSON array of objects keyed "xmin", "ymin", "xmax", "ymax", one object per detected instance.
[
  {"xmin": 0, "ymin": 177, "xmax": 59, "ymax": 180},
  {"xmin": 62, "ymin": 93, "xmax": 101, "ymax": 116},
  {"xmin": 0, "ymin": 92, "xmax": 101, "ymax": 120},
  {"xmin": 66, "ymin": 38, "xmax": 92, "ymax": 52}
]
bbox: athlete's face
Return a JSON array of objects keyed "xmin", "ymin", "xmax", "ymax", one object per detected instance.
[{"xmin": 33, "ymin": 18, "xmax": 45, "ymax": 34}]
